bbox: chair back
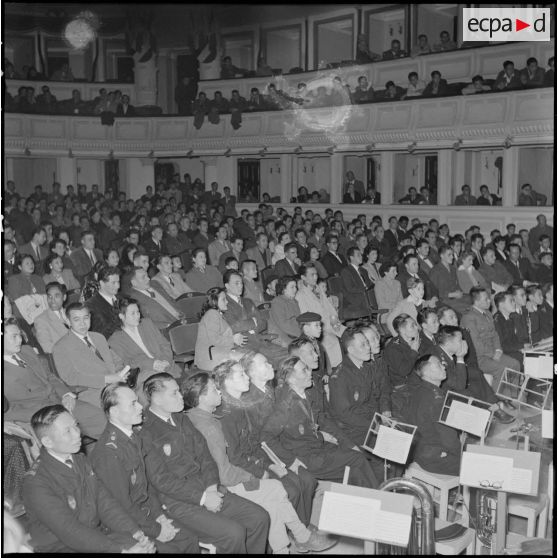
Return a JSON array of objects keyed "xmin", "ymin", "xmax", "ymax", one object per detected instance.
[
  {"xmin": 175, "ymin": 292, "xmax": 206, "ymax": 320},
  {"xmin": 257, "ymin": 301, "xmax": 272, "ymax": 322},
  {"xmin": 260, "ymin": 266, "xmax": 275, "ymax": 288},
  {"xmin": 327, "ymin": 276, "xmax": 343, "ymax": 296},
  {"xmin": 168, "ymin": 322, "xmax": 199, "ymax": 356}
]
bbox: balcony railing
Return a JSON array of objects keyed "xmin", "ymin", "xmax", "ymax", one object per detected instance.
[{"xmin": 4, "ymin": 88, "xmax": 553, "ymax": 157}]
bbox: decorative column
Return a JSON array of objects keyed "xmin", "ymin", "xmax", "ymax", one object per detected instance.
[
  {"xmin": 217, "ymin": 156, "xmax": 237, "ymax": 195},
  {"xmin": 501, "ymin": 146, "xmax": 519, "ymax": 208},
  {"xmin": 437, "ymin": 149, "xmax": 453, "ymax": 206},
  {"xmin": 96, "ymin": 37, "xmax": 105, "ymax": 82},
  {"xmin": 201, "ymin": 157, "xmax": 218, "ymax": 188},
  {"xmin": 280, "ymin": 154, "xmax": 293, "ymax": 203},
  {"xmin": 57, "ymin": 157, "xmax": 77, "ymax": 189},
  {"xmin": 452, "ymin": 150, "xmax": 466, "ymax": 202},
  {"xmin": 379, "ymin": 152, "xmax": 394, "ymax": 205},
  {"xmin": 126, "ymin": 158, "xmax": 155, "ymax": 199},
  {"xmin": 329, "ymin": 153, "xmax": 344, "ymax": 205}
]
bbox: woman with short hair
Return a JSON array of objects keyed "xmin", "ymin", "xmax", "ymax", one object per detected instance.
[
  {"xmin": 42, "ymin": 252, "xmax": 80, "ymax": 291},
  {"xmin": 268, "ymin": 276, "xmax": 301, "ymax": 347}
]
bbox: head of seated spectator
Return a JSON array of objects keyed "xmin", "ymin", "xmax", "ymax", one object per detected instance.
[
  {"xmin": 383, "ymin": 80, "xmax": 402, "ymax": 100},
  {"xmin": 463, "ymin": 74, "xmax": 491, "ymax": 95},
  {"xmin": 393, "ymin": 313, "xmax": 420, "ymax": 345},
  {"xmin": 213, "ymin": 358, "xmax": 251, "ymax": 400},
  {"xmin": 383, "ymin": 39, "xmax": 406, "ymax": 59},
  {"xmin": 414, "ymin": 354, "xmax": 447, "ymax": 385},
  {"xmin": 417, "ymin": 306, "xmax": 440, "ymax": 340},
  {"xmin": 143, "ymin": 372, "xmax": 184, "ymax": 415},
  {"xmin": 435, "ymin": 30, "xmax": 456, "ymax": 51}
]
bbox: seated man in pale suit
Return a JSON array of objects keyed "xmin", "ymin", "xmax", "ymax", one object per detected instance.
[
  {"xmin": 34, "ymin": 282, "xmax": 71, "ymax": 353},
  {"xmin": 241, "ymin": 260, "xmax": 265, "ymax": 305},
  {"xmin": 122, "ymin": 267, "xmax": 184, "ymax": 332},
  {"xmin": 51, "ymin": 302, "xmax": 130, "ymax": 408},
  {"xmin": 340, "ymin": 247, "xmax": 374, "ymax": 320},
  {"xmin": 150, "ymin": 254, "xmax": 193, "ymax": 300},
  {"xmin": 208, "ymin": 224, "xmax": 231, "ymax": 266},
  {"xmin": 4, "ymin": 317, "xmax": 106, "ymax": 438},
  {"xmin": 246, "ymin": 233, "xmax": 272, "ymax": 271},
  {"xmin": 70, "ymin": 231, "xmax": 103, "ymax": 284}
]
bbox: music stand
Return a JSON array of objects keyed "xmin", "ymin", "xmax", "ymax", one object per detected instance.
[{"xmin": 362, "ymin": 413, "xmax": 416, "ymax": 481}]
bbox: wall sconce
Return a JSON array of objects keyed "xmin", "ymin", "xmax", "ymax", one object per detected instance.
[
  {"xmin": 407, "ymin": 142, "xmax": 417, "ymax": 154},
  {"xmin": 147, "ymin": 150, "xmax": 154, "ymax": 159},
  {"xmin": 259, "ymin": 147, "xmax": 268, "ymax": 157},
  {"xmin": 366, "ymin": 143, "xmax": 375, "ymax": 152},
  {"xmin": 503, "ymin": 136, "xmax": 513, "ymax": 149},
  {"xmin": 452, "ymin": 139, "xmax": 463, "ymax": 152},
  {"xmin": 326, "ymin": 145, "xmax": 336, "ymax": 155},
  {"xmin": 24, "ymin": 147, "xmax": 31, "ymax": 156},
  {"xmin": 294, "ymin": 146, "xmax": 303, "ymax": 154},
  {"xmin": 224, "ymin": 148, "xmax": 232, "ymax": 157},
  {"xmin": 108, "ymin": 150, "xmax": 114, "ymax": 160},
  {"xmin": 185, "ymin": 149, "xmax": 194, "ymax": 158},
  {"xmin": 68, "ymin": 148, "xmax": 74, "ymax": 158}
]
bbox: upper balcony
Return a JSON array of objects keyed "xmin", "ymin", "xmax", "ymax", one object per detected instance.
[{"xmin": 4, "ymin": 87, "xmax": 554, "ymax": 158}]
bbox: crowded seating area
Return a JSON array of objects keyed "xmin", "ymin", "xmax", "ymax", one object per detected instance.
[
  {"xmin": 3, "ymin": 3, "xmax": 555, "ymax": 554},
  {"xmin": 3, "ymin": 175, "xmax": 554, "ymax": 553}
]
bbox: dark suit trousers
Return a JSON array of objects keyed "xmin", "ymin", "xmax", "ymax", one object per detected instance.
[
  {"xmin": 302, "ymin": 446, "xmax": 379, "ymax": 489},
  {"xmin": 275, "ymin": 468, "xmax": 317, "ymax": 526},
  {"xmin": 156, "ymin": 524, "xmax": 199, "ymax": 554},
  {"xmin": 461, "ymin": 366, "xmax": 499, "ymax": 404},
  {"xmin": 164, "ymin": 492, "xmax": 270, "ymax": 554}
]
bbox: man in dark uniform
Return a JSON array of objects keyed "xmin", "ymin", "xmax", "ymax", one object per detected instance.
[
  {"xmin": 383, "ymin": 314, "xmax": 421, "ymax": 389},
  {"xmin": 22, "ymin": 405, "xmax": 155, "ymax": 553},
  {"xmin": 90, "ymin": 384, "xmax": 199, "ymax": 553},
  {"xmin": 260, "ymin": 356, "xmax": 379, "ymax": 488},
  {"xmin": 329, "ymin": 328, "xmax": 391, "ymax": 446},
  {"xmin": 296, "ymin": 311, "xmax": 331, "ymax": 377},
  {"xmin": 139, "ymin": 373, "xmax": 270, "ymax": 554},
  {"xmin": 434, "ymin": 325, "xmax": 514, "ymax": 423},
  {"xmin": 406, "ymin": 356, "xmax": 462, "ymax": 475}
]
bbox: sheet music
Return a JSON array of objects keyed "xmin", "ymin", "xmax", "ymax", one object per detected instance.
[
  {"xmin": 445, "ymin": 400, "xmax": 491, "ymax": 437},
  {"xmin": 372, "ymin": 425, "xmax": 414, "ymax": 464},
  {"xmin": 541, "ymin": 410, "xmax": 554, "ymax": 439},
  {"xmin": 371, "ymin": 509, "xmax": 413, "ymax": 547},
  {"xmin": 506, "ymin": 468, "xmax": 532, "ymax": 495},
  {"xmin": 318, "ymin": 491, "xmax": 381, "ymax": 540},
  {"xmin": 524, "ymin": 355, "xmax": 553, "ymax": 379},
  {"xmin": 460, "ymin": 452, "xmax": 513, "ymax": 489}
]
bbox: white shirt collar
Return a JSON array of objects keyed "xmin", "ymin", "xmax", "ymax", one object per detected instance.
[
  {"xmin": 47, "ymin": 450, "xmax": 73, "ymax": 466},
  {"xmin": 3, "ymin": 354, "xmax": 19, "ymax": 365}
]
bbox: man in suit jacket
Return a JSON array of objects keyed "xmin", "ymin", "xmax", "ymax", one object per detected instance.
[
  {"xmin": 454, "ymin": 184, "xmax": 477, "ymax": 206},
  {"xmin": 218, "ymin": 237, "xmax": 248, "ymax": 273},
  {"xmin": 123, "ymin": 267, "xmax": 183, "ymax": 332},
  {"xmin": 86, "ymin": 266, "xmax": 122, "ymax": 339},
  {"xmin": 4, "ymin": 238, "xmax": 17, "ymax": 279},
  {"xmin": 246, "ymin": 233, "xmax": 272, "ymax": 271},
  {"xmin": 275, "ymin": 243, "xmax": 300, "ymax": 278},
  {"xmin": 417, "ymin": 239, "xmax": 436, "ymax": 275},
  {"xmin": 397, "ymin": 254, "xmax": 438, "ymax": 301},
  {"xmin": 222, "ymin": 270, "xmax": 287, "ymax": 369},
  {"xmin": 343, "ymin": 171, "xmax": 365, "ymax": 200},
  {"xmin": 19, "ymin": 227, "xmax": 49, "ymax": 274},
  {"xmin": 503, "ymin": 244, "xmax": 534, "ymax": 287},
  {"xmin": 340, "ymin": 247, "xmax": 373, "ymax": 320},
  {"xmin": 221, "ymin": 186, "xmax": 237, "ymax": 217},
  {"xmin": 3, "ymin": 317, "xmax": 105, "ymax": 438},
  {"xmin": 429, "ymin": 246, "xmax": 470, "ymax": 314},
  {"xmin": 34, "ymin": 282, "xmax": 71, "ymax": 353},
  {"xmin": 52, "ymin": 303, "xmax": 129, "ymax": 408},
  {"xmin": 115, "ymin": 95, "xmax": 136, "ymax": 116},
  {"xmin": 461, "ymin": 288, "xmax": 521, "ymax": 389},
  {"xmin": 203, "ymin": 182, "xmax": 222, "ymax": 207},
  {"xmin": 150, "ymin": 255, "xmax": 194, "ymax": 300},
  {"xmin": 143, "ymin": 225, "xmax": 165, "ymax": 262},
  {"xmin": 382, "ymin": 217, "xmax": 400, "ymax": 260},
  {"xmin": 70, "ymin": 231, "xmax": 103, "ymax": 283},
  {"xmin": 208, "ymin": 225, "xmax": 231, "ymax": 266},
  {"xmin": 493, "ymin": 60, "xmax": 522, "ymax": 90},
  {"xmin": 320, "ymin": 234, "xmax": 348, "ymax": 277}
]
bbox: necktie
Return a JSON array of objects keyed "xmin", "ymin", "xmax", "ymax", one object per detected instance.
[
  {"xmin": 84, "ymin": 337, "xmax": 104, "ymax": 362},
  {"xmin": 478, "ymin": 251, "xmax": 484, "ymax": 264},
  {"xmin": 169, "ymin": 276, "xmax": 175, "ymax": 288},
  {"xmin": 357, "ymin": 267, "xmax": 367, "ymax": 287},
  {"xmin": 65, "ymin": 458, "xmax": 73, "ymax": 469},
  {"xmin": 34, "ymin": 245, "xmax": 40, "ymax": 261},
  {"xmin": 167, "ymin": 417, "xmax": 175, "ymax": 427},
  {"xmin": 13, "ymin": 354, "xmax": 27, "ymax": 367},
  {"xmin": 58, "ymin": 311, "xmax": 70, "ymax": 328},
  {"xmin": 147, "ymin": 290, "xmax": 156, "ymax": 299},
  {"xmin": 112, "ymin": 298, "xmax": 119, "ymax": 310},
  {"xmin": 88, "ymin": 250, "xmax": 95, "ymax": 265}
]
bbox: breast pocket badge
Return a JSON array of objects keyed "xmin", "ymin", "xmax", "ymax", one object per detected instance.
[
  {"xmin": 354, "ymin": 390, "xmax": 360, "ymax": 401},
  {"xmin": 298, "ymin": 424, "xmax": 305, "ymax": 435},
  {"xmin": 131, "ymin": 470, "xmax": 137, "ymax": 485},
  {"xmin": 163, "ymin": 444, "xmax": 172, "ymax": 457},
  {"xmin": 67, "ymin": 495, "xmax": 77, "ymax": 510}
]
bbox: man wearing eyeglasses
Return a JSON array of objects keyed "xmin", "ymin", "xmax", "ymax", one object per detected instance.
[{"xmin": 406, "ymin": 354, "xmax": 462, "ymax": 476}]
